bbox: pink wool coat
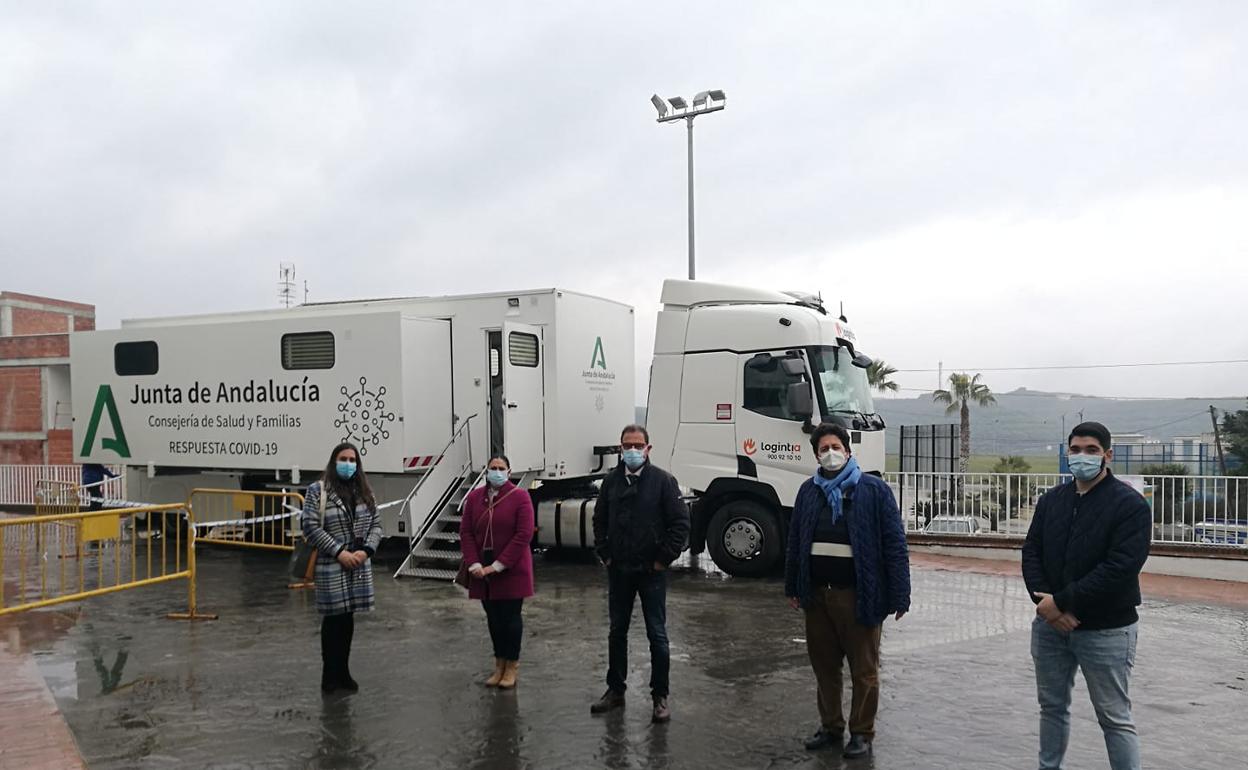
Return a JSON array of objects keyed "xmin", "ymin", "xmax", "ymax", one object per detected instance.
[{"xmin": 459, "ymin": 482, "xmax": 535, "ymax": 600}]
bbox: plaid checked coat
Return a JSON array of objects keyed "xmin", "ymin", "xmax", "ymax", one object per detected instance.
[{"xmin": 300, "ymin": 481, "xmax": 384, "ymax": 616}]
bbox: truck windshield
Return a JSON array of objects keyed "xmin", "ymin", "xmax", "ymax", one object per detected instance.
[{"xmin": 809, "ymin": 346, "xmax": 875, "ymax": 417}]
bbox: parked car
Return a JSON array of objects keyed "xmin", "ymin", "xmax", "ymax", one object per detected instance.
[
  {"xmin": 1193, "ymin": 521, "xmax": 1248, "ymax": 545},
  {"xmin": 922, "ymin": 515, "xmax": 985, "ymax": 536}
]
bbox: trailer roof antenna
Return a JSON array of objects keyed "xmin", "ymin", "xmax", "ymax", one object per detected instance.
[{"xmin": 279, "ymin": 263, "xmax": 297, "ymax": 308}]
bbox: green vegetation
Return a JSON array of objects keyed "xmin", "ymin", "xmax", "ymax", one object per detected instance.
[
  {"xmin": 885, "ymin": 454, "xmax": 1060, "ymax": 473},
  {"xmin": 932, "ymin": 373, "xmax": 997, "ymax": 475},
  {"xmin": 1221, "ymin": 401, "xmax": 1248, "ymax": 472},
  {"xmin": 866, "ymin": 360, "xmax": 899, "ymax": 393}
]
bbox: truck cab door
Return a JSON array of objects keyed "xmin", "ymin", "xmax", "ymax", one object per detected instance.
[
  {"xmin": 736, "ymin": 350, "xmax": 814, "ymax": 501},
  {"xmin": 502, "ymin": 322, "xmax": 546, "ymax": 472}
]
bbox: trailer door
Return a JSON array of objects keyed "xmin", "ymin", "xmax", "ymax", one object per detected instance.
[{"xmin": 502, "ymin": 322, "xmax": 545, "ymax": 472}]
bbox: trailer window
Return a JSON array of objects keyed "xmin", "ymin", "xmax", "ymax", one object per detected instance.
[
  {"xmin": 743, "ymin": 355, "xmax": 804, "ymax": 421},
  {"xmin": 508, "ymin": 332, "xmax": 539, "ymax": 368},
  {"xmin": 281, "ymin": 332, "xmax": 336, "ymax": 370},
  {"xmin": 114, "ymin": 341, "xmax": 159, "ymax": 376}
]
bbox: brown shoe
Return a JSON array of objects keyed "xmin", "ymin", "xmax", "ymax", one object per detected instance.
[
  {"xmin": 484, "ymin": 658, "xmax": 505, "ymax": 687},
  {"xmin": 497, "ymin": 660, "xmax": 518, "ymax": 689},
  {"xmin": 590, "ymin": 688, "xmax": 625, "ymax": 714},
  {"xmin": 651, "ymin": 695, "xmax": 671, "ymax": 723}
]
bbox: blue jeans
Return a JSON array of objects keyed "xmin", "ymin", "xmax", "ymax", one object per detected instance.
[
  {"xmin": 1031, "ymin": 618, "xmax": 1139, "ymax": 770},
  {"xmin": 606, "ymin": 566, "xmax": 669, "ymax": 697}
]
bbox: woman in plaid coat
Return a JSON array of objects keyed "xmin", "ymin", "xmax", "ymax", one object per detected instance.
[{"xmin": 300, "ymin": 442, "xmax": 384, "ymax": 694}]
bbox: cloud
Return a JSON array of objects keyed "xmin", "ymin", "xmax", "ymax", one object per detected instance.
[{"xmin": 1, "ymin": 2, "xmax": 1245, "ymax": 402}]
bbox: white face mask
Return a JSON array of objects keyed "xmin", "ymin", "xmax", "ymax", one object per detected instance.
[{"xmin": 819, "ymin": 449, "xmax": 848, "ymax": 472}]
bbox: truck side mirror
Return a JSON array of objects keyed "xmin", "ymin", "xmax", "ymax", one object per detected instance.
[
  {"xmin": 852, "ymin": 352, "xmax": 873, "ymax": 368},
  {"xmin": 786, "ymin": 382, "xmax": 813, "ymax": 420}
]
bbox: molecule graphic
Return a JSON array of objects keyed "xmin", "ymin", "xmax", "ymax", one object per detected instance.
[{"xmin": 334, "ymin": 377, "xmax": 396, "ymax": 455}]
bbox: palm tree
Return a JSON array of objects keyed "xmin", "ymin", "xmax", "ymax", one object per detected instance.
[
  {"xmin": 932, "ymin": 373, "xmax": 997, "ymax": 475},
  {"xmin": 866, "ymin": 360, "xmax": 899, "ymax": 393}
]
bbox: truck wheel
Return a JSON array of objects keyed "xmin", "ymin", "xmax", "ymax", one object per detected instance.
[{"xmin": 705, "ymin": 499, "xmax": 781, "ymax": 577}]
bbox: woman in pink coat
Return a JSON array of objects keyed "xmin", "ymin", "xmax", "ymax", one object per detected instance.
[{"xmin": 460, "ymin": 454, "xmax": 535, "ymax": 689}]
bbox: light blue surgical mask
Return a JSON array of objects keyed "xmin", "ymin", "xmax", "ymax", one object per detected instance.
[
  {"xmin": 1067, "ymin": 453, "xmax": 1104, "ymax": 482},
  {"xmin": 622, "ymin": 449, "xmax": 646, "ymax": 470},
  {"xmin": 486, "ymin": 469, "xmax": 509, "ymax": 487},
  {"xmin": 335, "ymin": 461, "xmax": 357, "ymax": 480}
]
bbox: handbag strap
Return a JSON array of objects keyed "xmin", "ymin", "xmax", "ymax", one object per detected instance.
[
  {"xmin": 318, "ymin": 481, "xmax": 327, "ymax": 525},
  {"xmin": 481, "ymin": 485, "xmax": 519, "ymax": 553}
]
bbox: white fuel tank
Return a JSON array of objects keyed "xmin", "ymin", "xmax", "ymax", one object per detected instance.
[{"xmin": 534, "ymin": 498, "xmax": 597, "ymax": 550}]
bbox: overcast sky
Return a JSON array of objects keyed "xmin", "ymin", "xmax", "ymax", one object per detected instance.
[{"xmin": 3, "ymin": 2, "xmax": 1246, "ymax": 403}]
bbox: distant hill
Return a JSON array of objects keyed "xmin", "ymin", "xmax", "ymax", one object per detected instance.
[
  {"xmin": 636, "ymin": 392, "xmax": 1246, "ymax": 457},
  {"xmin": 874, "ymin": 389, "xmax": 1245, "ymax": 456}
]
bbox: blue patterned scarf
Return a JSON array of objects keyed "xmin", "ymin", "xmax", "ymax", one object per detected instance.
[{"xmin": 811, "ymin": 457, "xmax": 862, "ymax": 525}]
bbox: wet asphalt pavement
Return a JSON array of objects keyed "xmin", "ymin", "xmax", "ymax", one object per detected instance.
[{"xmin": 3, "ymin": 547, "xmax": 1247, "ymax": 770}]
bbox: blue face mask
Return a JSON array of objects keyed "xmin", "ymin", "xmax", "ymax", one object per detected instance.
[
  {"xmin": 335, "ymin": 461, "xmax": 357, "ymax": 480},
  {"xmin": 486, "ymin": 469, "xmax": 509, "ymax": 487},
  {"xmin": 1067, "ymin": 453, "xmax": 1104, "ymax": 482},
  {"xmin": 622, "ymin": 449, "xmax": 646, "ymax": 470}
]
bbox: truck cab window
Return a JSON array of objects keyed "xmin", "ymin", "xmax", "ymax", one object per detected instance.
[
  {"xmin": 809, "ymin": 346, "xmax": 874, "ymax": 417},
  {"xmin": 114, "ymin": 341, "xmax": 159, "ymax": 376},
  {"xmin": 743, "ymin": 355, "xmax": 805, "ymax": 421}
]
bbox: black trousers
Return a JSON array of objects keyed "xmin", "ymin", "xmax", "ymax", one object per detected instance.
[
  {"xmin": 482, "ymin": 599, "xmax": 524, "ymax": 661},
  {"xmin": 321, "ymin": 612, "xmax": 355, "ymax": 685}
]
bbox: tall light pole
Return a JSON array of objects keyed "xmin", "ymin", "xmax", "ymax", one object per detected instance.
[{"xmin": 650, "ymin": 90, "xmax": 726, "ymax": 280}]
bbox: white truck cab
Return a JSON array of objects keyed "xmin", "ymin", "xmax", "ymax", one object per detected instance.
[{"xmin": 646, "ymin": 280, "xmax": 886, "ymax": 576}]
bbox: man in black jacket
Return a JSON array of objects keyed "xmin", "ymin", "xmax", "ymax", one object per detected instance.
[
  {"xmin": 590, "ymin": 424, "xmax": 690, "ymax": 723},
  {"xmin": 1022, "ymin": 422, "xmax": 1150, "ymax": 770}
]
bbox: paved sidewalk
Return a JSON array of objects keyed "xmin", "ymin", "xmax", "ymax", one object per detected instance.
[{"xmin": 0, "ymin": 643, "xmax": 85, "ymax": 769}]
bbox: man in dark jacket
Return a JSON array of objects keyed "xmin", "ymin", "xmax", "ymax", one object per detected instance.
[
  {"xmin": 1023, "ymin": 422, "xmax": 1150, "ymax": 770},
  {"xmin": 590, "ymin": 424, "xmax": 690, "ymax": 723},
  {"xmin": 81, "ymin": 463, "xmax": 118, "ymax": 511}
]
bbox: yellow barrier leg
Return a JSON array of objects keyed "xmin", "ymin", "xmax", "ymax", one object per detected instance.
[{"xmin": 168, "ymin": 509, "xmax": 217, "ymax": 621}]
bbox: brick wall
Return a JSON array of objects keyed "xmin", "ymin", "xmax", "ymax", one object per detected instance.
[
  {"xmin": 46, "ymin": 429, "xmax": 74, "ymax": 464},
  {"xmin": 0, "ymin": 292, "xmax": 96, "ymax": 465},
  {"xmin": 0, "ymin": 440, "xmax": 43, "ymax": 464},
  {"xmin": 0, "ymin": 292, "xmax": 94, "ymax": 314},
  {"xmin": 11, "ymin": 306, "xmax": 73, "ymax": 335},
  {"xmin": 0, "ymin": 334, "xmax": 69, "ymax": 361},
  {"xmin": 0, "ymin": 368, "xmax": 43, "ymax": 432}
]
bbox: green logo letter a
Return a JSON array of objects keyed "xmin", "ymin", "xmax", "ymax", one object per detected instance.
[
  {"xmin": 81, "ymin": 385, "xmax": 131, "ymax": 458},
  {"xmin": 590, "ymin": 337, "xmax": 607, "ymax": 369}
]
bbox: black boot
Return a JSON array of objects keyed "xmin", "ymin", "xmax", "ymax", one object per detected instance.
[
  {"xmin": 843, "ymin": 734, "xmax": 872, "ymax": 759},
  {"xmin": 340, "ymin": 612, "xmax": 359, "ymax": 693},
  {"xmin": 804, "ymin": 728, "xmax": 843, "ymax": 751},
  {"xmin": 320, "ymin": 616, "xmax": 337, "ymax": 694}
]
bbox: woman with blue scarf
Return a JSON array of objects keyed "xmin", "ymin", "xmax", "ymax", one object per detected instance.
[{"xmin": 785, "ymin": 423, "xmax": 911, "ymax": 759}]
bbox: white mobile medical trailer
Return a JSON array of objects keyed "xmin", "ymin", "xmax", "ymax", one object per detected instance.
[
  {"xmin": 72, "ymin": 280, "xmax": 887, "ymax": 579},
  {"xmin": 72, "ymin": 288, "xmax": 635, "ymax": 578}
]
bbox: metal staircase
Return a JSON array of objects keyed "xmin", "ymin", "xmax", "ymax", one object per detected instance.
[
  {"xmin": 395, "ymin": 471, "xmax": 482, "ymax": 580},
  {"xmin": 393, "ymin": 414, "xmax": 542, "ymax": 581},
  {"xmin": 394, "ymin": 467, "xmax": 541, "ymax": 580},
  {"xmin": 394, "ymin": 415, "xmax": 479, "ymax": 580}
]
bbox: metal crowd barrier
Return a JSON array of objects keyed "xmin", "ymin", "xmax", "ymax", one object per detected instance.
[
  {"xmin": 34, "ymin": 479, "xmax": 81, "ymax": 517},
  {"xmin": 188, "ymin": 488, "xmax": 305, "ymax": 553},
  {"xmin": 0, "ymin": 504, "xmax": 215, "ymax": 620}
]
